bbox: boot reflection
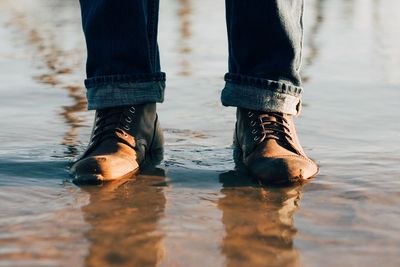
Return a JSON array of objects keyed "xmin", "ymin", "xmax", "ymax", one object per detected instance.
[
  {"xmin": 80, "ymin": 168, "xmax": 167, "ymax": 267},
  {"xmin": 218, "ymin": 171, "xmax": 303, "ymax": 267}
]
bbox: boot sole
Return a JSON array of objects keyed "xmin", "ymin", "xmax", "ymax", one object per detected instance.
[{"xmin": 72, "ymin": 168, "xmax": 139, "ymax": 185}]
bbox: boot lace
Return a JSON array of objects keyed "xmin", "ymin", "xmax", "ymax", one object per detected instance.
[
  {"xmin": 90, "ymin": 106, "xmax": 136, "ymax": 146},
  {"xmin": 247, "ymin": 111, "xmax": 293, "ymax": 142}
]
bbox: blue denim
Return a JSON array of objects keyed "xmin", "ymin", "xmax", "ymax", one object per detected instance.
[{"xmin": 80, "ymin": 0, "xmax": 304, "ymax": 114}]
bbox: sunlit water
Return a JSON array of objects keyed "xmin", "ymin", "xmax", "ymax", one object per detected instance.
[{"xmin": 0, "ymin": 0, "xmax": 399, "ymax": 266}]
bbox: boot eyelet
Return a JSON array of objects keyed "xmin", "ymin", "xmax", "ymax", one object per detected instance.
[
  {"xmin": 254, "ymin": 136, "xmax": 260, "ymax": 141},
  {"xmin": 248, "ymin": 111, "xmax": 254, "ymax": 117},
  {"xmin": 251, "ymin": 129, "xmax": 257, "ymax": 134},
  {"xmin": 125, "ymin": 116, "xmax": 132, "ymax": 123},
  {"xmin": 123, "ymin": 125, "xmax": 130, "ymax": 131},
  {"xmin": 129, "ymin": 107, "xmax": 136, "ymax": 113},
  {"xmin": 250, "ymin": 121, "xmax": 256, "ymax": 126}
]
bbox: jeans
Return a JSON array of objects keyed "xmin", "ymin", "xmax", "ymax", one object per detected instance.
[{"xmin": 80, "ymin": 0, "xmax": 304, "ymax": 115}]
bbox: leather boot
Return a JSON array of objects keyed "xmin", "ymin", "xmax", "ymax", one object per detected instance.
[
  {"xmin": 234, "ymin": 108, "xmax": 318, "ymax": 184},
  {"xmin": 70, "ymin": 103, "xmax": 164, "ymax": 184}
]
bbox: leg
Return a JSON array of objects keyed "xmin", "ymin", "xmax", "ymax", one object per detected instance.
[
  {"xmin": 80, "ymin": 0, "xmax": 165, "ymax": 110},
  {"xmin": 223, "ymin": 0, "xmax": 318, "ymax": 184},
  {"xmin": 71, "ymin": 0, "xmax": 164, "ymax": 184}
]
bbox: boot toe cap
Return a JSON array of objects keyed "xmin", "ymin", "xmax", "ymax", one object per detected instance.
[
  {"xmin": 70, "ymin": 156, "xmax": 138, "ymax": 184},
  {"xmin": 246, "ymin": 155, "xmax": 318, "ymax": 184}
]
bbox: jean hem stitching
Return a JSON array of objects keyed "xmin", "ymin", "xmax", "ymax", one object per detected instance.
[
  {"xmin": 224, "ymin": 73, "xmax": 302, "ymax": 96},
  {"xmin": 85, "ymin": 72, "xmax": 166, "ymax": 87}
]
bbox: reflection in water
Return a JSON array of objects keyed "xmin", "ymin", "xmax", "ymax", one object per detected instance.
[
  {"xmin": 2, "ymin": 0, "xmax": 400, "ymax": 266},
  {"xmin": 6, "ymin": 3, "xmax": 87, "ymax": 158},
  {"xmin": 81, "ymin": 168, "xmax": 167, "ymax": 267},
  {"xmin": 371, "ymin": 0, "xmax": 400, "ymax": 84},
  {"xmin": 218, "ymin": 171, "xmax": 302, "ymax": 267},
  {"xmin": 302, "ymin": 0, "xmax": 324, "ymax": 83},
  {"xmin": 60, "ymin": 84, "xmax": 87, "ymax": 158},
  {"xmin": 177, "ymin": 0, "xmax": 192, "ymax": 76},
  {"xmin": 341, "ymin": 0, "xmax": 355, "ymax": 25}
]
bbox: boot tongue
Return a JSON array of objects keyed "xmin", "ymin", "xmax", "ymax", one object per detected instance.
[
  {"xmin": 97, "ymin": 107, "xmax": 125, "ymax": 132},
  {"xmin": 92, "ymin": 107, "xmax": 130, "ymax": 145}
]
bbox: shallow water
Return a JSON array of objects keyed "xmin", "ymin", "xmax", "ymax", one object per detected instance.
[{"xmin": 0, "ymin": 0, "xmax": 399, "ymax": 266}]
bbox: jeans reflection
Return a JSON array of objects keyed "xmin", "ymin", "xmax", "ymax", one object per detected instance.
[
  {"xmin": 177, "ymin": 0, "xmax": 192, "ymax": 76},
  {"xmin": 80, "ymin": 168, "xmax": 167, "ymax": 267},
  {"xmin": 218, "ymin": 171, "xmax": 303, "ymax": 267}
]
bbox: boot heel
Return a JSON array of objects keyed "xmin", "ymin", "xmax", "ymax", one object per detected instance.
[
  {"xmin": 147, "ymin": 146, "xmax": 164, "ymax": 165},
  {"xmin": 233, "ymin": 146, "xmax": 243, "ymax": 166},
  {"xmin": 146, "ymin": 113, "xmax": 164, "ymax": 165}
]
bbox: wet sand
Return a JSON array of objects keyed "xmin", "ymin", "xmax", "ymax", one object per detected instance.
[{"xmin": 0, "ymin": 0, "xmax": 399, "ymax": 266}]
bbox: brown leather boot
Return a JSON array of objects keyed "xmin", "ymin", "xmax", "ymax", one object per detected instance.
[
  {"xmin": 70, "ymin": 103, "xmax": 164, "ymax": 184},
  {"xmin": 234, "ymin": 108, "xmax": 318, "ymax": 184}
]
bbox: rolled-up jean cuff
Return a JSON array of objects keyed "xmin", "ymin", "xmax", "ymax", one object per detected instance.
[
  {"xmin": 84, "ymin": 73, "xmax": 166, "ymax": 110},
  {"xmin": 221, "ymin": 74, "xmax": 303, "ymax": 115}
]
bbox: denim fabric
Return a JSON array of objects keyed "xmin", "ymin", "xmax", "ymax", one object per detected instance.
[
  {"xmin": 80, "ymin": 0, "xmax": 304, "ymax": 114},
  {"xmin": 222, "ymin": 0, "xmax": 304, "ymax": 115},
  {"xmin": 79, "ymin": 0, "xmax": 164, "ymax": 110},
  {"xmin": 84, "ymin": 73, "xmax": 165, "ymax": 109},
  {"xmin": 222, "ymin": 74, "xmax": 302, "ymax": 115}
]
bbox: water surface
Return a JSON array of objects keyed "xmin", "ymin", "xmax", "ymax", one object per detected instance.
[{"xmin": 0, "ymin": 0, "xmax": 399, "ymax": 266}]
